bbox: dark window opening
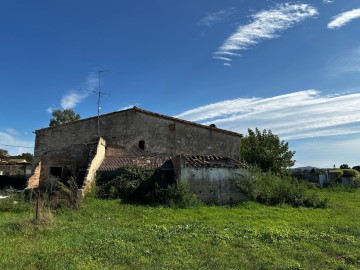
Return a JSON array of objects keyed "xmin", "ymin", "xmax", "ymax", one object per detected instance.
[
  {"xmin": 161, "ymin": 169, "xmax": 175, "ymax": 185},
  {"xmin": 139, "ymin": 140, "xmax": 145, "ymax": 150},
  {"xmin": 50, "ymin": 166, "xmax": 62, "ymax": 177}
]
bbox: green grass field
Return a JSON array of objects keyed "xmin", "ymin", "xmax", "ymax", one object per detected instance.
[{"xmin": 0, "ymin": 189, "xmax": 359, "ymax": 269}]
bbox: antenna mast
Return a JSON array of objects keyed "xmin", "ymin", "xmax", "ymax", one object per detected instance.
[{"xmin": 96, "ymin": 70, "xmax": 109, "ymax": 137}]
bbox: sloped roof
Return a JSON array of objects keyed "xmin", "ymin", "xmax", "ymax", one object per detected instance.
[
  {"xmin": 6, "ymin": 159, "xmax": 30, "ymax": 164},
  {"xmin": 182, "ymin": 155, "xmax": 247, "ymax": 169},
  {"xmin": 35, "ymin": 107, "xmax": 242, "ymax": 137},
  {"xmin": 99, "ymin": 156, "xmax": 171, "ymax": 171}
]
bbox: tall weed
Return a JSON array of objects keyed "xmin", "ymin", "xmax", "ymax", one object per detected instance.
[{"xmin": 234, "ymin": 168, "xmax": 327, "ymax": 208}]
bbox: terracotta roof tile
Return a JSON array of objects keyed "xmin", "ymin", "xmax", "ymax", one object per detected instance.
[
  {"xmin": 182, "ymin": 155, "xmax": 247, "ymax": 169},
  {"xmin": 99, "ymin": 156, "xmax": 171, "ymax": 171}
]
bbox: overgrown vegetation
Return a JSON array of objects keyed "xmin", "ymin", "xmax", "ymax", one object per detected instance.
[
  {"xmin": 96, "ymin": 166, "xmax": 199, "ymax": 207},
  {"xmin": 330, "ymin": 169, "xmax": 359, "ymax": 178},
  {"xmin": 234, "ymin": 169, "xmax": 328, "ymax": 208},
  {"xmin": 329, "ymin": 169, "xmax": 360, "ymax": 188},
  {"xmin": 40, "ymin": 177, "xmax": 82, "ymax": 210},
  {"xmin": 1, "ymin": 189, "xmax": 360, "ymax": 269}
]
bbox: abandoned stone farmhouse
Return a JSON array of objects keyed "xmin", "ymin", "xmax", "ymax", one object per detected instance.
[{"xmin": 28, "ymin": 107, "xmax": 246, "ymax": 203}]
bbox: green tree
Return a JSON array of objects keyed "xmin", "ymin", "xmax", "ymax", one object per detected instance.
[
  {"xmin": 340, "ymin": 164, "xmax": 349, "ymax": 169},
  {"xmin": 18, "ymin": 152, "xmax": 34, "ymax": 162},
  {"xmin": 241, "ymin": 128, "xmax": 295, "ymax": 174},
  {"xmin": 0, "ymin": 149, "xmax": 9, "ymax": 160},
  {"xmin": 352, "ymin": 166, "xmax": 360, "ymax": 173},
  {"xmin": 49, "ymin": 109, "xmax": 81, "ymax": 127}
]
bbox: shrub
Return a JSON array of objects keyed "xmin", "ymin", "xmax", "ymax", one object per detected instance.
[
  {"xmin": 233, "ymin": 168, "xmax": 327, "ymax": 208},
  {"xmin": 342, "ymin": 169, "xmax": 359, "ymax": 178},
  {"xmin": 96, "ymin": 166, "xmax": 156, "ymax": 200},
  {"xmin": 352, "ymin": 177, "xmax": 360, "ymax": 188},
  {"xmin": 152, "ymin": 180, "xmax": 200, "ymax": 207},
  {"xmin": 96, "ymin": 166, "xmax": 199, "ymax": 207},
  {"xmin": 329, "ymin": 170, "xmax": 343, "ymax": 182}
]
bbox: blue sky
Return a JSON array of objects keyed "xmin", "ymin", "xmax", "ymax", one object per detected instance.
[{"xmin": 1, "ymin": 0, "xmax": 360, "ymax": 168}]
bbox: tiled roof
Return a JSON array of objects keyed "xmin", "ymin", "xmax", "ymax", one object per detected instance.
[
  {"xmin": 99, "ymin": 156, "xmax": 171, "ymax": 171},
  {"xmin": 182, "ymin": 155, "xmax": 247, "ymax": 169}
]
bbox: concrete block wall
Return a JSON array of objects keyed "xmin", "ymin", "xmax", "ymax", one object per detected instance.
[{"xmin": 180, "ymin": 167, "xmax": 248, "ymax": 204}]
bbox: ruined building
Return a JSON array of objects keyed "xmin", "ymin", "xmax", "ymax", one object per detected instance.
[{"xmin": 28, "ymin": 107, "xmax": 246, "ymax": 202}]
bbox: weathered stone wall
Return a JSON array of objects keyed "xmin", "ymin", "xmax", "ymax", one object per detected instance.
[
  {"xmin": 33, "ymin": 109, "xmax": 241, "ymax": 188},
  {"xmin": 34, "ymin": 109, "xmax": 241, "ymax": 167},
  {"xmin": 34, "ymin": 142, "xmax": 93, "ymax": 185},
  {"xmin": 0, "ymin": 164, "xmax": 31, "ymax": 176},
  {"xmin": 78, "ymin": 137, "xmax": 106, "ymax": 197}
]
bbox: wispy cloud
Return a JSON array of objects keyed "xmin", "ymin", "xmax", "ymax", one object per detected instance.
[
  {"xmin": 198, "ymin": 7, "xmax": 236, "ymax": 27},
  {"xmin": 58, "ymin": 72, "xmax": 98, "ymax": 110},
  {"xmin": 5, "ymin": 128, "xmax": 20, "ymax": 136},
  {"xmin": 119, "ymin": 104, "xmax": 140, "ymax": 111},
  {"xmin": 61, "ymin": 91, "xmax": 88, "ymax": 109},
  {"xmin": 0, "ymin": 129, "xmax": 34, "ymax": 155},
  {"xmin": 175, "ymin": 90, "xmax": 360, "ymax": 140},
  {"xmin": 214, "ymin": 3, "xmax": 318, "ymax": 63},
  {"xmin": 46, "ymin": 104, "xmax": 57, "ymax": 114},
  {"xmin": 323, "ymin": 0, "xmax": 334, "ymax": 4},
  {"xmin": 328, "ymin": 8, "xmax": 360, "ymax": 29},
  {"xmin": 327, "ymin": 46, "xmax": 360, "ymax": 76}
]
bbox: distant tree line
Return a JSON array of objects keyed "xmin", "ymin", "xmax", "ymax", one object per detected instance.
[{"xmin": 0, "ymin": 149, "xmax": 33, "ymax": 162}]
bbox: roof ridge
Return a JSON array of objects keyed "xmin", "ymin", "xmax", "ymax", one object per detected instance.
[{"xmin": 35, "ymin": 106, "xmax": 242, "ymax": 137}]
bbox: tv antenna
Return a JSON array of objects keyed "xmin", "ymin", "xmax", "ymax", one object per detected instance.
[{"xmin": 93, "ymin": 70, "xmax": 110, "ymax": 137}]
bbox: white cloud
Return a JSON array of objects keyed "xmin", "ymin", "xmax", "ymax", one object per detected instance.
[
  {"xmin": 119, "ymin": 105, "xmax": 135, "ymax": 111},
  {"xmin": 198, "ymin": 7, "xmax": 236, "ymax": 27},
  {"xmin": 56, "ymin": 72, "xmax": 98, "ymax": 110},
  {"xmin": 0, "ymin": 130, "xmax": 34, "ymax": 155},
  {"xmin": 327, "ymin": 46, "xmax": 360, "ymax": 76},
  {"xmin": 323, "ymin": 0, "xmax": 334, "ymax": 4},
  {"xmin": 5, "ymin": 128, "xmax": 20, "ymax": 136},
  {"xmin": 175, "ymin": 90, "xmax": 360, "ymax": 140},
  {"xmin": 214, "ymin": 3, "xmax": 318, "ymax": 63},
  {"xmin": 61, "ymin": 91, "xmax": 88, "ymax": 109},
  {"xmin": 328, "ymin": 8, "xmax": 360, "ymax": 29},
  {"xmin": 213, "ymin": 56, "xmax": 232, "ymax": 61},
  {"xmin": 46, "ymin": 104, "xmax": 57, "ymax": 114},
  {"xmin": 85, "ymin": 72, "xmax": 98, "ymax": 91}
]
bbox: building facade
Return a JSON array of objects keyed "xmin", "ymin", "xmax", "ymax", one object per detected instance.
[{"xmin": 30, "ymin": 107, "xmax": 243, "ymax": 200}]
